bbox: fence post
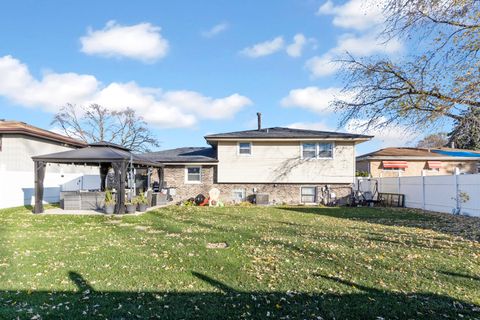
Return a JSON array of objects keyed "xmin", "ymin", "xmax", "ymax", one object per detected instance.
[
  {"xmin": 454, "ymin": 169, "xmax": 460, "ymax": 215},
  {"xmin": 421, "ymin": 171, "xmax": 426, "ymax": 211}
]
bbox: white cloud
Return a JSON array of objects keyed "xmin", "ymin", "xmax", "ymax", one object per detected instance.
[
  {"xmin": 281, "ymin": 86, "xmax": 353, "ymax": 113},
  {"xmin": 305, "ymin": 53, "xmax": 340, "ymax": 78},
  {"xmin": 286, "ymin": 34, "xmax": 307, "ymax": 57},
  {"xmin": 240, "ymin": 36, "xmax": 285, "ymax": 58},
  {"xmin": 317, "ymin": 0, "xmax": 385, "ymax": 31},
  {"xmin": 201, "ymin": 22, "xmax": 228, "ymax": 38},
  {"xmin": 344, "ymin": 117, "xmax": 417, "ymax": 147},
  {"xmin": 306, "ymin": 32, "xmax": 403, "ymax": 77},
  {"xmin": 0, "ymin": 55, "xmax": 252, "ymax": 128},
  {"xmin": 80, "ymin": 20, "xmax": 169, "ymax": 62},
  {"xmin": 309, "ymin": 0, "xmax": 402, "ymax": 78},
  {"xmin": 336, "ymin": 32, "xmax": 402, "ymax": 56}
]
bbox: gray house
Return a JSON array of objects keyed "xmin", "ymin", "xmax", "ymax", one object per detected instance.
[{"xmin": 145, "ymin": 126, "xmax": 372, "ymax": 205}]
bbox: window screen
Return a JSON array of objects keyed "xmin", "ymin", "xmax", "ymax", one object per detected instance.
[
  {"xmin": 318, "ymin": 143, "xmax": 333, "ymax": 158},
  {"xmin": 301, "ymin": 187, "xmax": 316, "ymax": 203},
  {"xmin": 186, "ymin": 167, "xmax": 201, "ymax": 182},
  {"xmin": 302, "ymin": 143, "xmax": 316, "ymax": 159},
  {"xmin": 239, "ymin": 142, "xmax": 251, "ymax": 155}
]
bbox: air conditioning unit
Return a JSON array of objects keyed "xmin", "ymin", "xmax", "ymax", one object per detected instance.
[{"xmin": 255, "ymin": 193, "xmax": 269, "ymax": 205}]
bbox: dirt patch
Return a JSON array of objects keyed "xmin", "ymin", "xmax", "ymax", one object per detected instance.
[{"xmin": 206, "ymin": 242, "xmax": 229, "ymax": 249}]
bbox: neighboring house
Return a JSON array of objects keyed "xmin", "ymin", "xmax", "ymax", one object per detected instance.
[
  {"xmin": 356, "ymin": 147, "xmax": 480, "ymax": 177},
  {"xmin": 0, "ymin": 120, "xmax": 98, "ymax": 208},
  {"xmin": 145, "ymin": 126, "xmax": 372, "ymax": 205}
]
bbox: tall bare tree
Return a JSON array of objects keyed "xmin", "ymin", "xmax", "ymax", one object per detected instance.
[
  {"xmin": 415, "ymin": 133, "xmax": 448, "ymax": 148},
  {"xmin": 52, "ymin": 104, "xmax": 159, "ymax": 152},
  {"xmin": 334, "ymin": 0, "xmax": 480, "ymax": 131}
]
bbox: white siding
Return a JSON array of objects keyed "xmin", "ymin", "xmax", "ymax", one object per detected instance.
[
  {"xmin": 0, "ymin": 134, "xmax": 94, "ymax": 173},
  {"xmin": 216, "ymin": 140, "xmax": 355, "ymax": 183},
  {"xmin": 0, "ymin": 134, "xmax": 99, "ymax": 209}
]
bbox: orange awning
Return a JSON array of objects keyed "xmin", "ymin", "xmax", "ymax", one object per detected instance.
[
  {"xmin": 427, "ymin": 161, "xmax": 442, "ymax": 169},
  {"xmin": 383, "ymin": 161, "xmax": 408, "ymax": 168}
]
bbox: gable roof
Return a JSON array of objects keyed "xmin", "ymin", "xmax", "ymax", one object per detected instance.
[
  {"xmin": 143, "ymin": 147, "xmax": 217, "ymax": 163},
  {"xmin": 357, "ymin": 147, "xmax": 480, "ymax": 161},
  {"xmin": 204, "ymin": 127, "xmax": 373, "ymax": 141},
  {"xmin": 0, "ymin": 120, "xmax": 86, "ymax": 148}
]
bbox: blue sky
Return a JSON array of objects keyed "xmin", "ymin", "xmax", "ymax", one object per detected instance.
[{"xmin": 0, "ymin": 0, "xmax": 435, "ymax": 154}]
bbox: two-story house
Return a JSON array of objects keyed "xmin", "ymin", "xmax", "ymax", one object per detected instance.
[{"xmin": 146, "ymin": 124, "xmax": 372, "ymax": 205}]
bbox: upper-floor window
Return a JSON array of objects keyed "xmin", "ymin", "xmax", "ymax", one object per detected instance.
[
  {"xmin": 318, "ymin": 143, "xmax": 333, "ymax": 158},
  {"xmin": 302, "ymin": 143, "xmax": 317, "ymax": 159},
  {"xmin": 185, "ymin": 166, "xmax": 201, "ymax": 183},
  {"xmin": 238, "ymin": 142, "xmax": 252, "ymax": 155},
  {"xmin": 301, "ymin": 142, "xmax": 333, "ymax": 159}
]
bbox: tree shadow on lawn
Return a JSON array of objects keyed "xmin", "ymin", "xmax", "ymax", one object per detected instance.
[
  {"xmin": 279, "ymin": 207, "xmax": 480, "ymax": 242},
  {"xmin": 0, "ymin": 271, "xmax": 478, "ymax": 319}
]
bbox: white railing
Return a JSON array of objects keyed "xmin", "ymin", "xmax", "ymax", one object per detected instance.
[{"xmin": 356, "ymin": 173, "xmax": 480, "ymax": 217}]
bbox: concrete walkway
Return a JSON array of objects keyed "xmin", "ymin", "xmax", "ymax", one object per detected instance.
[{"xmin": 42, "ymin": 204, "xmax": 169, "ymax": 215}]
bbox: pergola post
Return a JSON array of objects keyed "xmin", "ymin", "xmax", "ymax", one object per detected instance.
[
  {"xmin": 34, "ymin": 160, "xmax": 46, "ymax": 214},
  {"xmin": 99, "ymin": 163, "xmax": 109, "ymax": 191},
  {"xmin": 113, "ymin": 161, "xmax": 127, "ymax": 214}
]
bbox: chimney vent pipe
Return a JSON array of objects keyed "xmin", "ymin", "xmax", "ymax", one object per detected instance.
[{"xmin": 256, "ymin": 112, "xmax": 262, "ymax": 131}]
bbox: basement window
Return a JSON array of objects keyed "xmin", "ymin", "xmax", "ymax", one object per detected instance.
[
  {"xmin": 185, "ymin": 166, "xmax": 201, "ymax": 183},
  {"xmin": 301, "ymin": 186, "xmax": 317, "ymax": 204}
]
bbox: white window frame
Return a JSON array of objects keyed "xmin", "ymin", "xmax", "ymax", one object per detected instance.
[
  {"xmin": 232, "ymin": 189, "xmax": 246, "ymax": 203},
  {"xmin": 237, "ymin": 142, "xmax": 252, "ymax": 156},
  {"xmin": 301, "ymin": 142, "xmax": 317, "ymax": 159},
  {"xmin": 317, "ymin": 142, "xmax": 334, "ymax": 159},
  {"xmin": 300, "ymin": 142, "xmax": 335, "ymax": 160},
  {"xmin": 185, "ymin": 166, "xmax": 202, "ymax": 184},
  {"xmin": 300, "ymin": 186, "xmax": 317, "ymax": 204}
]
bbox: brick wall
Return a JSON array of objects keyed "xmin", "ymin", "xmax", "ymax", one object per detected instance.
[{"xmin": 162, "ymin": 165, "xmax": 352, "ymax": 205}]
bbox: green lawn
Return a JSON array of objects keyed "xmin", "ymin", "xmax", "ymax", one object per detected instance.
[{"xmin": 0, "ymin": 205, "xmax": 479, "ymax": 319}]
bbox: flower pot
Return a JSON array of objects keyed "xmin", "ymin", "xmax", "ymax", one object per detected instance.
[
  {"xmin": 104, "ymin": 204, "xmax": 115, "ymax": 214},
  {"xmin": 125, "ymin": 204, "xmax": 136, "ymax": 214},
  {"xmin": 137, "ymin": 203, "xmax": 148, "ymax": 212}
]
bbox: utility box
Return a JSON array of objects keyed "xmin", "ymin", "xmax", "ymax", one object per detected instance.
[{"xmin": 255, "ymin": 193, "xmax": 269, "ymax": 205}]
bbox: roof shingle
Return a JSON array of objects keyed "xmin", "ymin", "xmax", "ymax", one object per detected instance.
[{"xmin": 204, "ymin": 127, "xmax": 372, "ymax": 140}]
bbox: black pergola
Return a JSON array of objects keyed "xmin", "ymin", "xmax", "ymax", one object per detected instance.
[{"xmin": 31, "ymin": 142, "xmax": 163, "ymax": 214}]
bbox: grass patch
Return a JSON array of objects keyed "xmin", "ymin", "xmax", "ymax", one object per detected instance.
[{"xmin": 0, "ymin": 205, "xmax": 479, "ymax": 319}]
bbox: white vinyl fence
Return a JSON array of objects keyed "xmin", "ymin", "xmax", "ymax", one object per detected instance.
[
  {"xmin": 356, "ymin": 173, "xmax": 480, "ymax": 217},
  {"xmin": 0, "ymin": 171, "xmax": 100, "ymax": 209}
]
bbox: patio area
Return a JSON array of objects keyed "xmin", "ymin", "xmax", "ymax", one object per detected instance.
[{"xmin": 32, "ymin": 141, "xmax": 165, "ymax": 214}]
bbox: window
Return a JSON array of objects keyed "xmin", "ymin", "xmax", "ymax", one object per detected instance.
[
  {"xmin": 232, "ymin": 189, "xmax": 246, "ymax": 203},
  {"xmin": 238, "ymin": 142, "xmax": 251, "ymax": 155},
  {"xmin": 186, "ymin": 166, "xmax": 201, "ymax": 183},
  {"xmin": 301, "ymin": 187, "xmax": 317, "ymax": 204},
  {"xmin": 302, "ymin": 143, "xmax": 317, "ymax": 159},
  {"xmin": 477, "ymin": 163, "xmax": 480, "ymax": 174},
  {"xmin": 318, "ymin": 143, "xmax": 333, "ymax": 158},
  {"xmin": 302, "ymin": 142, "xmax": 334, "ymax": 159},
  {"xmin": 382, "ymin": 167, "xmax": 405, "ymax": 171}
]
